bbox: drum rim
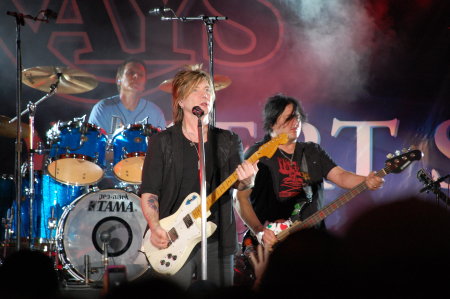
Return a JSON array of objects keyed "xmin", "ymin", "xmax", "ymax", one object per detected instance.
[
  {"xmin": 46, "ymin": 155, "xmax": 105, "ymax": 186},
  {"xmin": 60, "ymin": 121, "xmax": 101, "ymax": 131}
]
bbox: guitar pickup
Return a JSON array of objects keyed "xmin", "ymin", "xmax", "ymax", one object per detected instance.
[
  {"xmin": 168, "ymin": 227, "xmax": 179, "ymax": 241},
  {"xmin": 183, "ymin": 214, "xmax": 194, "ymax": 228}
]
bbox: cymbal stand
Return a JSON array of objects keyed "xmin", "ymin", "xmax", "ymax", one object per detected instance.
[
  {"xmin": 27, "ymin": 102, "xmax": 36, "ymax": 249},
  {"xmin": 159, "ymin": 9, "xmax": 227, "ymax": 281},
  {"xmin": 19, "ymin": 80, "xmax": 59, "ymax": 249}
]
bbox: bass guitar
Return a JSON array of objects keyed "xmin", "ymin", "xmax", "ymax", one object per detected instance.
[{"xmin": 242, "ymin": 148, "xmax": 423, "ymax": 252}]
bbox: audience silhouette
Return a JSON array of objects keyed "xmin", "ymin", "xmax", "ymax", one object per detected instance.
[
  {"xmin": 0, "ymin": 249, "xmax": 61, "ymax": 298},
  {"xmin": 2, "ymin": 196, "xmax": 449, "ymax": 299}
]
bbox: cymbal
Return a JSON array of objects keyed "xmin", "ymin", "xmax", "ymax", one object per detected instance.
[
  {"xmin": 159, "ymin": 74, "xmax": 232, "ymax": 93},
  {"xmin": 0, "ymin": 115, "xmax": 30, "ymax": 139},
  {"xmin": 22, "ymin": 66, "xmax": 98, "ymax": 94}
]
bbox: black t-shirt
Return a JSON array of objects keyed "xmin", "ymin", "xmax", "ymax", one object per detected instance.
[
  {"xmin": 246, "ymin": 141, "xmax": 337, "ymax": 226},
  {"xmin": 139, "ymin": 124, "xmax": 244, "ymax": 255},
  {"xmin": 176, "ymin": 136, "xmax": 200, "ymax": 214}
]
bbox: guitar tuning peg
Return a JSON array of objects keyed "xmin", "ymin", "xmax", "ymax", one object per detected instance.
[
  {"xmin": 401, "ymin": 148, "xmax": 408, "ymax": 153},
  {"xmin": 395, "ymin": 150, "xmax": 401, "ymax": 156},
  {"xmin": 409, "ymin": 145, "xmax": 416, "ymax": 150},
  {"xmin": 386, "ymin": 153, "xmax": 394, "ymax": 159}
]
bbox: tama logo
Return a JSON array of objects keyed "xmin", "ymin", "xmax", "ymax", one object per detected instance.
[{"xmin": 88, "ymin": 200, "xmax": 134, "ymax": 212}]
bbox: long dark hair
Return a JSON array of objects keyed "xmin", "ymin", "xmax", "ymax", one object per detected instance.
[{"xmin": 262, "ymin": 94, "xmax": 307, "ymax": 139}]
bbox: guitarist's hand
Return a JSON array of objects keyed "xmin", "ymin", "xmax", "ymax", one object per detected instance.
[
  {"xmin": 258, "ymin": 228, "xmax": 278, "ymax": 251},
  {"xmin": 236, "ymin": 160, "xmax": 259, "ymax": 190},
  {"xmin": 365, "ymin": 171, "xmax": 385, "ymax": 190},
  {"xmin": 150, "ymin": 225, "xmax": 169, "ymax": 249}
]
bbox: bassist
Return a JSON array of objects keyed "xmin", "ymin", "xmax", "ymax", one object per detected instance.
[{"xmin": 235, "ymin": 94, "xmax": 384, "ymax": 250}]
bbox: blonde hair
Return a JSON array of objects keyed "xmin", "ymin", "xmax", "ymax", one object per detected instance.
[{"xmin": 171, "ymin": 64, "xmax": 215, "ymax": 124}]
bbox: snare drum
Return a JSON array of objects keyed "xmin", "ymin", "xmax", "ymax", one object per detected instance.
[
  {"xmin": 56, "ymin": 189, "xmax": 149, "ymax": 282},
  {"xmin": 111, "ymin": 124, "xmax": 160, "ymax": 184},
  {"xmin": 47, "ymin": 121, "xmax": 107, "ymax": 185}
]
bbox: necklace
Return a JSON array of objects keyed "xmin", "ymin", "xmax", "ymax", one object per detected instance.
[
  {"xmin": 279, "ymin": 148, "xmax": 295, "ymax": 166},
  {"xmin": 183, "ymin": 126, "xmax": 201, "ymax": 169}
]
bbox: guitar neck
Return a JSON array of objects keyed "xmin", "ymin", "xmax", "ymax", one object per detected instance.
[
  {"xmin": 277, "ymin": 167, "xmax": 388, "ymax": 242},
  {"xmin": 191, "ymin": 149, "xmax": 262, "ymax": 219}
]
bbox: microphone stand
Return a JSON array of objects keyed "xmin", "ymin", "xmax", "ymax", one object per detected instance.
[
  {"xmin": 195, "ymin": 112, "xmax": 208, "ymax": 280},
  {"xmin": 7, "ymin": 11, "xmax": 26, "ymax": 251},
  {"xmin": 6, "ymin": 9, "xmax": 54, "ymax": 251},
  {"xmin": 161, "ymin": 14, "xmax": 228, "ymax": 126},
  {"xmin": 417, "ymin": 169, "xmax": 450, "ymax": 205}
]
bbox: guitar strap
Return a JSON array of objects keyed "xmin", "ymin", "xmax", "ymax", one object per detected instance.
[
  {"xmin": 290, "ymin": 144, "xmax": 312, "ymax": 222},
  {"xmin": 300, "ymin": 145, "xmax": 313, "ymax": 203}
]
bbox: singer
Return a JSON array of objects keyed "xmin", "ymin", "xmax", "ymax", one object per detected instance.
[{"xmin": 139, "ymin": 64, "xmax": 258, "ymax": 289}]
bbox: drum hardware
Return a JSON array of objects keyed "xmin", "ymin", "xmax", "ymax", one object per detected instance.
[
  {"xmin": 2, "ymin": 207, "xmax": 14, "ymax": 257},
  {"xmin": 84, "ymin": 255, "xmax": 91, "ymax": 285},
  {"xmin": 47, "ymin": 206, "xmax": 57, "ymax": 234},
  {"xmin": 100, "ymin": 231, "xmax": 111, "ymax": 269}
]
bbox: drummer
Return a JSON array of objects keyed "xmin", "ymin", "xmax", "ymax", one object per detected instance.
[
  {"xmin": 88, "ymin": 58, "xmax": 166, "ymax": 188},
  {"xmin": 88, "ymin": 58, "xmax": 166, "ymax": 136}
]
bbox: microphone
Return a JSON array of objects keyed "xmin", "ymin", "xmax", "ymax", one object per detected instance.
[
  {"xmin": 417, "ymin": 169, "xmax": 434, "ymax": 193},
  {"xmin": 42, "ymin": 9, "xmax": 58, "ymax": 20},
  {"xmin": 417, "ymin": 169, "xmax": 449, "ymax": 193},
  {"xmin": 100, "ymin": 231, "xmax": 111, "ymax": 243},
  {"xmin": 192, "ymin": 106, "xmax": 205, "ymax": 118},
  {"xmin": 148, "ymin": 6, "xmax": 170, "ymax": 15}
]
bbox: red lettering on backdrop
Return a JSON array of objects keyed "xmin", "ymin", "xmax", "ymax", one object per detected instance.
[
  {"xmin": 201, "ymin": 0, "xmax": 284, "ymax": 67},
  {"xmin": 2, "ymin": 0, "xmax": 285, "ymax": 104}
]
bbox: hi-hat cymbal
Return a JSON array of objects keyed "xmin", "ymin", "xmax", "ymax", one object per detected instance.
[
  {"xmin": 0, "ymin": 115, "xmax": 30, "ymax": 139},
  {"xmin": 22, "ymin": 66, "xmax": 98, "ymax": 94},
  {"xmin": 159, "ymin": 74, "xmax": 232, "ymax": 93}
]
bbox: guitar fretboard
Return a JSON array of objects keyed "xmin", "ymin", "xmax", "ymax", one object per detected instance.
[
  {"xmin": 277, "ymin": 167, "xmax": 389, "ymax": 242},
  {"xmin": 191, "ymin": 134, "xmax": 288, "ymax": 219},
  {"xmin": 191, "ymin": 151, "xmax": 262, "ymax": 219}
]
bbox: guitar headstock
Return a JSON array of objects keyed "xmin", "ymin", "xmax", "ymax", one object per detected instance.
[
  {"xmin": 385, "ymin": 147, "xmax": 423, "ymax": 174},
  {"xmin": 248, "ymin": 133, "xmax": 289, "ymax": 163}
]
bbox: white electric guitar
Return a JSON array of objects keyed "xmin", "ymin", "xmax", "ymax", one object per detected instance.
[{"xmin": 141, "ymin": 134, "xmax": 289, "ymax": 275}]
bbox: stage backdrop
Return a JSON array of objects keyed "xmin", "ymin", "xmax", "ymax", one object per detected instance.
[{"xmin": 0, "ymin": 0, "xmax": 449, "ymax": 235}]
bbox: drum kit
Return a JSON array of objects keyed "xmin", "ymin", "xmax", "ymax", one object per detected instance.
[{"xmin": 1, "ymin": 65, "xmax": 232, "ymax": 283}]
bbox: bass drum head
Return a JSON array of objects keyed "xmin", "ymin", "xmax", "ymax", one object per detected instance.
[{"xmin": 56, "ymin": 189, "xmax": 149, "ymax": 282}]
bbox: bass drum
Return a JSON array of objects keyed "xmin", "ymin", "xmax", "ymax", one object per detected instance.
[{"xmin": 56, "ymin": 189, "xmax": 149, "ymax": 282}]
